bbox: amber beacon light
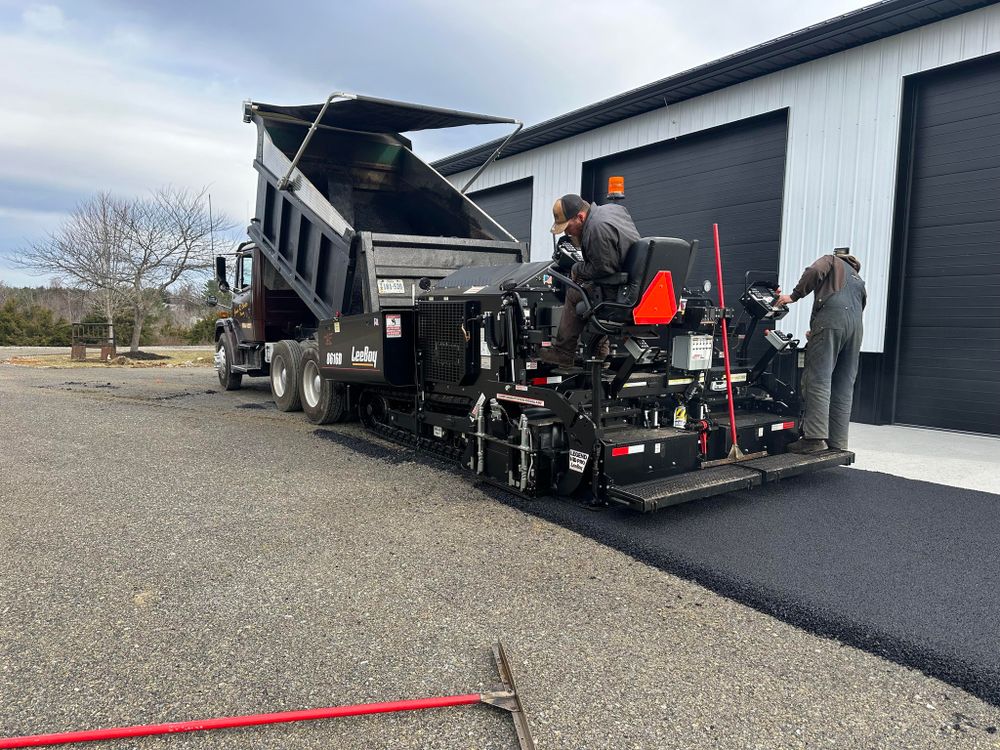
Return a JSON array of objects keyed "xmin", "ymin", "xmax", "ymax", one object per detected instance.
[{"xmin": 607, "ymin": 175, "xmax": 625, "ymax": 200}]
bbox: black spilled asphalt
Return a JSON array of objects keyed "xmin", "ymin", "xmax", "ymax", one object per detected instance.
[{"xmin": 481, "ymin": 467, "xmax": 1000, "ymax": 707}]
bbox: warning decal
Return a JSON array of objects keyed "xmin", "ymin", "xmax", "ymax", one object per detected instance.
[
  {"xmin": 497, "ymin": 393, "xmax": 546, "ymax": 407},
  {"xmin": 569, "ymin": 449, "xmax": 589, "ymax": 473},
  {"xmin": 385, "ymin": 314, "xmax": 402, "ymax": 338}
]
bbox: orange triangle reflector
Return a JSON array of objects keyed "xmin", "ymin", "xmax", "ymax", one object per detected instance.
[{"xmin": 632, "ymin": 270, "xmax": 678, "ymax": 325}]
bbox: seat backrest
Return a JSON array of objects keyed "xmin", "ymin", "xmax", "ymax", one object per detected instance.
[
  {"xmin": 589, "ymin": 237, "xmax": 697, "ymax": 326},
  {"xmin": 619, "ymin": 237, "xmax": 696, "ymax": 307}
]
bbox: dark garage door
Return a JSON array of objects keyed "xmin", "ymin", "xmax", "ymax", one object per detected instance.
[
  {"xmin": 894, "ymin": 56, "xmax": 1000, "ymax": 435},
  {"xmin": 468, "ymin": 177, "xmax": 533, "ymax": 249},
  {"xmin": 582, "ymin": 110, "xmax": 788, "ymax": 309}
]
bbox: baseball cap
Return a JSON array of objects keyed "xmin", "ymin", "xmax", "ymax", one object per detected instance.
[{"xmin": 550, "ymin": 194, "xmax": 589, "ymax": 234}]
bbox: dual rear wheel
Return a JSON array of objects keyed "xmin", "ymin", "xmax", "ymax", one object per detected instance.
[{"xmin": 270, "ymin": 339, "xmax": 349, "ymax": 424}]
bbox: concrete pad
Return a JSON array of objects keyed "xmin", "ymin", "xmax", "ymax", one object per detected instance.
[{"xmin": 848, "ymin": 423, "xmax": 1000, "ymax": 494}]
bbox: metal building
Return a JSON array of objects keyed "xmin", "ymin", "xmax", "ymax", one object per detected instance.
[{"xmin": 434, "ymin": 0, "xmax": 1000, "ymax": 435}]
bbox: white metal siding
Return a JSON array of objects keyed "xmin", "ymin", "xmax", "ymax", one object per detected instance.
[{"xmin": 446, "ymin": 5, "xmax": 1000, "ymax": 352}]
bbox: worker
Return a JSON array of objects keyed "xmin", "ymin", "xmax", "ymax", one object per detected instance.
[
  {"xmin": 777, "ymin": 247, "xmax": 866, "ymax": 453},
  {"xmin": 539, "ymin": 193, "xmax": 640, "ymax": 367}
]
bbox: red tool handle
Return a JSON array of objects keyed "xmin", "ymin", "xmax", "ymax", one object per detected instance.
[
  {"xmin": 0, "ymin": 693, "xmax": 484, "ymax": 748},
  {"xmin": 712, "ymin": 224, "xmax": 740, "ymax": 454}
]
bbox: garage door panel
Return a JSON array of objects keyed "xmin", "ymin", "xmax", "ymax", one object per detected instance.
[
  {"xmin": 895, "ymin": 56, "xmax": 1000, "ymax": 434},
  {"xmin": 917, "ymin": 75, "xmax": 1000, "ymax": 124},
  {"xmin": 614, "ymin": 142, "xmax": 788, "ymax": 184},
  {"xmin": 913, "ymin": 124, "xmax": 1000, "ymax": 162},
  {"xmin": 909, "ymin": 167, "xmax": 1000, "ymax": 201},
  {"xmin": 908, "ymin": 203, "xmax": 1000, "ymax": 229},
  {"xmin": 919, "ymin": 99, "xmax": 1000, "ymax": 129},
  {"xmin": 914, "ymin": 155, "xmax": 1000, "ymax": 181},
  {"xmin": 468, "ymin": 178, "xmax": 532, "ymax": 248},
  {"xmin": 604, "ymin": 126, "xmax": 787, "ymax": 175},
  {"xmin": 621, "ymin": 172, "xmax": 788, "ymax": 214}
]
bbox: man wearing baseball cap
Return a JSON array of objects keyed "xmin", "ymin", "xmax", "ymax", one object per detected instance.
[{"xmin": 540, "ymin": 193, "xmax": 640, "ymax": 367}]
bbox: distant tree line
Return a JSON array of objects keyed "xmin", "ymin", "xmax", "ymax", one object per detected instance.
[
  {"xmin": 11, "ymin": 187, "xmax": 236, "ymax": 352},
  {"xmin": 0, "ymin": 280, "xmax": 229, "ymax": 347}
]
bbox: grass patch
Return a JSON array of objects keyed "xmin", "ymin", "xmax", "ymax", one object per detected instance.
[{"xmin": 8, "ymin": 349, "xmax": 215, "ymax": 369}]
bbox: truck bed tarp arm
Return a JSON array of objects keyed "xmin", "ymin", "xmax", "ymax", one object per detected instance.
[{"xmin": 461, "ymin": 120, "xmax": 524, "ymax": 194}]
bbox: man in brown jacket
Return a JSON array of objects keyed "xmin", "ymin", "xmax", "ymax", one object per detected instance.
[{"xmin": 777, "ymin": 247, "xmax": 866, "ymax": 453}]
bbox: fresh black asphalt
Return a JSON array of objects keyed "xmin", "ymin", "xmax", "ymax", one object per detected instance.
[
  {"xmin": 484, "ymin": 468, "xmax": 1000, "ymax": 707},
  {"xmin": 322, "ymin": 430, "xmax": 1000, "ymax": 707}
]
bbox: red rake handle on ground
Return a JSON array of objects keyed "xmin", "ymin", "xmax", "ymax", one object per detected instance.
[
  {"xmin": 0, "ymin": 694, "xmax": 484, "ymax": 748},
  {"xmin": 0, "ymin": 641, "xmax": 535, "ymax": 750},
  {"xmin": 712, "ymin": 223, "xmax": 741, "ymax": 455}
]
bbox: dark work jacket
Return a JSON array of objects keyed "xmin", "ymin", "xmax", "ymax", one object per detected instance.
[
  {"xmin": 570, "ymin": 202, "xmax": 641, "ymax": 282},
  {"xmin": 791, "ymin": 253, "xmax": 867, "ymax": 318}
]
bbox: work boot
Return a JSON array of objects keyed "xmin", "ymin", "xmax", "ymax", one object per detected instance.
[
  {"xmin": 538, "ymin": 347, "xmax": 575, "ymax": 368},
  {"xmin": 786, "ymin": 438, "xmax": 829, "ymax": 454}
]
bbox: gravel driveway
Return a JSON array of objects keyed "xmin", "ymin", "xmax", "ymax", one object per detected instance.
[{"xmin": 1, "ymin": 364, "xmax": 998, "ymax": 749}]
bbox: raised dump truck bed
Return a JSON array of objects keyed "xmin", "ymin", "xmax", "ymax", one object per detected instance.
[
  {"xmin": 244, "ymin": 97, "xmax": 523, "ymax": 321},
  {"xmin": 215, "ymin": 94, "xmax": 525, "ymax": 378}
]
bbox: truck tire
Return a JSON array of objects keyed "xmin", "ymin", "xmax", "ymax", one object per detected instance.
[
  {"xmin": 271, "ymin": 339, "xmax": 303, "ymax": 412},
  {"xmin": 300, "ymin": 343, "xmax": 349, "ymax": 424},
  {"xmin": 216, "ymin": 336, "xmax": 242, "ymax": 391}
]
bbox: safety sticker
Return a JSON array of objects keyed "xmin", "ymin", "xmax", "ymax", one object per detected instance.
[
  {"xmin": 526, "ymin": 360, "xmax": 538, "ymax": 370},
  {"xmin": 333, "ymin": 321, "xmax": 341, "ymax": 333},
  {"xmin": 568, "ymin": 449, "xmax": 589, "ymax": 473},
  {"xmin": 611, "ymin": 444, "xmax": 645, "ymax": 457},
  {"xmin": 771, "ymin": 421, "xmax": 796, "ymax": 431},
  {"xmin": 497, "ymin": 393, "xmax": 546, "ymax": 407},
  {"xmin": 515, "ymin": 385, "xmax": 529, "ymax": 391},
  {"xmin": 470, "ymin": 392, "xmax": 486, "ymax": 419},
  {"xmin": 385, "ymin": 314, "xmax": 402, "ymax": 338},
  {"xmin": 463, "ymin": 285, "xmax": 486, "ymax": 294}
]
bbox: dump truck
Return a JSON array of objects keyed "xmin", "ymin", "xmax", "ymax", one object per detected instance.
[{"xmin": 214, "ymin": 92, "xmax": 853, "ymax": 511}]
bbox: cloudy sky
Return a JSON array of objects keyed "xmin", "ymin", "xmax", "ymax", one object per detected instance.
[{"xmin": 1, "ymin": 0, "xmax": 873, "ymax": 285}]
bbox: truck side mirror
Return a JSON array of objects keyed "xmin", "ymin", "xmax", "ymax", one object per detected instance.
[
  {"xmin": 418, "ymin": 277, "xmax": 432, "ymax": 291},
  {"xmin": 216, "ymin": 256, "xmax": 230, "ymax": 292}
]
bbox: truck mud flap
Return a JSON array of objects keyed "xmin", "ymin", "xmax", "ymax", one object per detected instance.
[{"xmin": 607, "ymin": 449, "xmax": 855, "ymax": 512}]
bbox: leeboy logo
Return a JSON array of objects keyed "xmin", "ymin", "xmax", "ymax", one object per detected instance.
[{"xmin": 351, "ymin": 345, "xmax": 378, "ymax": 368}]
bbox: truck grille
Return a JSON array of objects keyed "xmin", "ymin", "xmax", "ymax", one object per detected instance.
[{"xmin": 417, "ymin": 300, "xmax": 479, "ymax": 383}]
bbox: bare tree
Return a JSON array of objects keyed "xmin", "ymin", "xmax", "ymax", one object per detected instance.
[
  {"xmin": 116, "ymin": 186, "xmax": 234, "ymax": 351},
  {"xmin": 14, "ymin": 192, "xmax": 132, "ymax": 341},
  {"xmin": 14, "ymin": 187, "xmax": 234, "ymax": 352}
]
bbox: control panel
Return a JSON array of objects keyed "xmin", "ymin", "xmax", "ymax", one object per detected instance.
[
  {"xmin": 739, "ymin": 282, "xmax": 789, "ymax": 321},
  {"xmin": 672, "ymin": 334, "xmax": 714, "ymax": 371}
]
